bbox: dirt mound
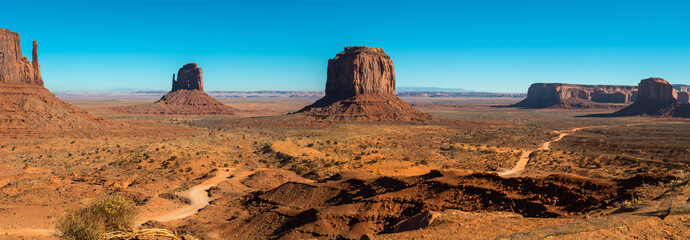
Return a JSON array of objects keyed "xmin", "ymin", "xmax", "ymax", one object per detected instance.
[
  {"xmin": 114, "ymin": 89, "xmax": 237, "ymax": 115},
  {"xmin": 297, "ymin": 94, "xmax": 429, "ymax": 121},
  {"xmin": 207, "ymin": 170, "xmax": 677, "ymax": 239},
  {"xmin": 241, "ymin": 169, "xmax": 308, "ymax": 190}
]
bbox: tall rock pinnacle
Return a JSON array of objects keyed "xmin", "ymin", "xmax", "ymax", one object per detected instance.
[{"xmin": 32, "ymin": 40, "xmax": 42, "ymax": 85}]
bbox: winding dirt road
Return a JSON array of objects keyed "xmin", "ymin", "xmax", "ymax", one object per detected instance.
[
  {"xmin": 0, "ymin": 167, "xmax": 250, "ymax": 237},
  {"xmin": 135, "ymin": 168, "xmax": 234, "ymax": 224},
  {"xmin": 498, "ymin": 127, "xmax": 585, "ymax": 177}
]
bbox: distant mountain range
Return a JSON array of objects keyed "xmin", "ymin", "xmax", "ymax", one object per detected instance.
[
  {"xmin": 396, "ymin": 87, "xmax": 473, "ymax": 92},
  {"xmin": 57, "ymin": 87, "xmax": 494, "ymax": 94}
]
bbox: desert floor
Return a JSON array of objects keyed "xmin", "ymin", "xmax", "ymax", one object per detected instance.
[{"xmin": 1, "ymin": 95, "xmax": 689, "ymax": 239}]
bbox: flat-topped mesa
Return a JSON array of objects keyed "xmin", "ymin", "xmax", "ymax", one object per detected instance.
[
  {"xmin": 296, "ymin": 46, "xmax": 428, "ymax": 121},
  {"xmin": 172, "ymin": 63, "xmax": 203, "ymax": 91},
  {"xmin": 325, "ymin": 46, "xmax": 395, "ymax": 100},
  {"xmin": 511, "ymin": 83, "xmax": 637, "ymax": 109},
  {"xmin": 0, "ymin": 28, "xmax": 43, "ymax": 86}
]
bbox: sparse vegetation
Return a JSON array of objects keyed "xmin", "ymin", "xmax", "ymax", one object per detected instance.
[{"xmin": 56, "ymin": 195, "xmax": 136, "ymax": 240}]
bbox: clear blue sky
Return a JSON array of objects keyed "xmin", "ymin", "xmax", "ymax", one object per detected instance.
[{"xmin": 3, "ymin": 0, "xmax": 690, "ymax": 92}]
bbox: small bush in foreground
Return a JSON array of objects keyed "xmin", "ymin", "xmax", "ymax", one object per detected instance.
[{"xmin": 56, "ymin": 195, "xmax": 136, "ymax": 240}]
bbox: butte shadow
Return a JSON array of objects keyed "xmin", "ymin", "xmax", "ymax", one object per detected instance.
[
  {"xmin": 114, "ymin": 63, "xmax": 238, "ymax": 115},
  {"xmin": 293, "ymin": 46, "xmax": 429, "ymax": 121},
  {"xmin": 582, "ymin": 78, "xmax": 690, "ymax": 118},
  {"xmin": 0, "ymin": 28, "xmax": 114, "ymax": 134}
]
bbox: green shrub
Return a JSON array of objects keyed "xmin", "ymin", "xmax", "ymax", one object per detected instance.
[{"xmin": 56, "ymin": 195, "xmax": 136, "ymax": 240}]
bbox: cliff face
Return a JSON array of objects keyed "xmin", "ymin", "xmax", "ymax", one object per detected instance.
[
  {"xmin": 512, "ymin": 83, "xmax": 637, "ymax": 109},
  {"xmin": 0, "ymin": 28, "xmax": 43, "ymax": 86},
  {"xmin": 172, "ymin": 63, "xmax": 203, "ymax": 91},
  {"xmin": 296, "ymin": 46, "xmax": 428, "ymax": 121},
  {"xmin": 636, "ymin": 78, "xmax": 676, "ymax": 104}
]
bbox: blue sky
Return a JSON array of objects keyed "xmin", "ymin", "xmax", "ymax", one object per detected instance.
[{"xmin": 3, "ymin": 0, "xmax": 690, "ymax": 92}]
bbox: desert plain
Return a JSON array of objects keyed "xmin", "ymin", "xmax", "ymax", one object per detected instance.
[{"xmin": 1, "ymin": 92, "xmax": 689, "ymax": 239}]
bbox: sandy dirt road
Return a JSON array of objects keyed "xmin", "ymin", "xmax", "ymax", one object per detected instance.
[
  {"xmin": 135, "ymin": 168, "xmax": 234, "ymax": 224},
  {"xmin": 498, "ymin": 127, "xmax": 585, "ymax": 177},
  {"xmin": 0, "ymin": 167, "xmax": 249, "ymax": 237}
]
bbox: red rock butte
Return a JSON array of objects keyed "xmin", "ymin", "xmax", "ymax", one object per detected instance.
[
  {"xmin": 114, "ymin": 63, "xmax": 237, "ymax": 115},
  {"xmin": 612, "ymin": 77, "xmax": 690, "ymax": 118},
  {"xmin": 0, "ymin": 28, "xmax": 109, "ymax": 134},
  {"xmin": 296, "ymin": 46, "xmax": 429, "ymax": 121}
]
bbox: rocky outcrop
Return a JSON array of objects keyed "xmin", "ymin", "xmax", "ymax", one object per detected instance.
[
  {"xmin": 172, "ymin": 63, "xmax": 203, "ymax": 91},
  {"xmin": 0, "ymin": 29, "xmax": 43, "ymax": 86},
  {"xmin": 511, "ymin": 83, "xmax": 637, "ymax": 109},
  {"xmin": 0, "ymin": 28, "xmax": 111, "ymax": 134},
  {"xmin": 610, "ymin": 78, "xmax": 689, "ymax": 118},
  {"xmin": 114, "ymin": 63, "xmax": 237, "ymax": 115},
  {"xmin": 296, "ymin": 46, "xmax": 428, "ymax": 121}
]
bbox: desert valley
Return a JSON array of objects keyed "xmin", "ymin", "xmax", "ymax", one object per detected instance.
[{"xmin": 2, "ymin": 8, "xmax": 690, "ymax": 240}]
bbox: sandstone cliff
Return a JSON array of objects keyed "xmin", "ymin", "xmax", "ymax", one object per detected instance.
[
  {"xmin": 114, "ymin": 63, "xmax": 237, "ymax": 115},
  {"xmin": 296, "ymin": 46, "xmax": 428, "ymax": 121},
  {"xmin": 0, "ymin": 28, "xmax": 111, "ymax": 134},
  {"xmin": 511, "ymin": 83, "xmax": 637, "ymax": 109}
]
